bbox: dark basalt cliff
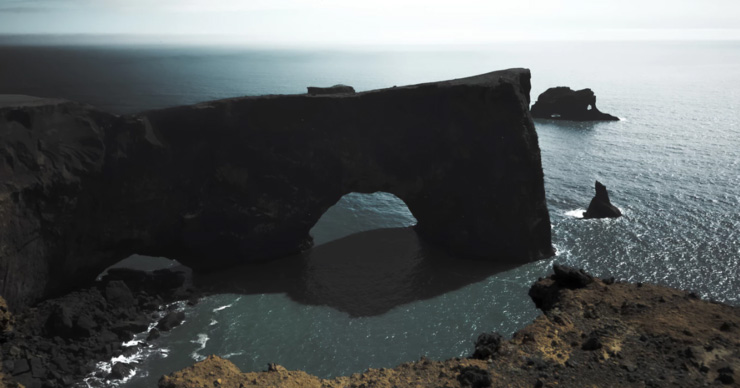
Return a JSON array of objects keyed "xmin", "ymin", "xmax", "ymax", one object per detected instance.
[
  {"xmin": 0, "ymin": 68, "xmax": 553, "ymax": 309},
  {"xmin": 531, "ymin": 86, "xmax": 619, "ymax": 121}
]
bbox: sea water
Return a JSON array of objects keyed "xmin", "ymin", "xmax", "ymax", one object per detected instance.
[{"xmin": 1, "ymin": 41, "xmax": 738, "ymax": 386}]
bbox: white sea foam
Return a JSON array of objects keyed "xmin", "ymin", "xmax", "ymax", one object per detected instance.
[
  {"xmin": 190, "ymin": 333, "xmax": 210, "ymax": 361},
  {"xmin": 82, "ymin": 303, "xmax": 184, "ymax": 387},
  {"xmin": 564, "ymin": 209, "xmax": 586, "ymax": 218},
  {"xmin": 213, "ymin": 304, "xmax": 232, "ymax": 312},
  {"xmin": 210, "ymin": 319, "xmax": 218, "ymax": 326}
]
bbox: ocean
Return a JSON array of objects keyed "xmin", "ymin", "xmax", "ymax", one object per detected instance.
[{"xmin": 1, "ymin": 41, "xmax": 738, "ymax": 386}]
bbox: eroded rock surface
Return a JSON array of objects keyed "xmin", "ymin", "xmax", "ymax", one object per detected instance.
[
  {"xmin": 531, "ymin": 87, "xmax": 619, "ymax": 121},
  {"xmin": 0, "ymin": 69, "xmax": 553, "ymax": 309},
  {"xmin": 159, "ymin": 265, "xmax": 740, "ymax": 388}
]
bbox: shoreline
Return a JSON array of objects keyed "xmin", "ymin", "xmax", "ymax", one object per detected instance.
[
  {"xmin": 0, "ymin": 267, "xmax": 198, "ymax": 388},
  {"xmin": 158, "ymin": 264, "xmax": 740, "ymax": 387},
  {"xmin": 4, "ymin": 263, "xmax": 738, "ymax": 387}
]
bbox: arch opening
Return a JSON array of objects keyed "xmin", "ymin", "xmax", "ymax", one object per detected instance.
[
  {"xmin": 96, "ymin": 254, "xmax": 190, "ymax": 284},
  {"xmin": 587, "ymin": 104, "xmax": 593, "ymax": 110},
  {"xmin": 309, "ymin": 192, "xmax": 417, "ymax": 246}
]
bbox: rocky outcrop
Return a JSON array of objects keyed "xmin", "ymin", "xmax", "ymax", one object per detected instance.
[
  {"xmin": 583, "ymin": 181, "xmax": 622, "ymax": 219},
  {"xmin": 0, "ymin": 268, "xmax": 192, "ymax": 388},
  {"xmin": 307, "ymin": 84, "xmax": 355, "ymax": 95},
  {"xmin": 159, "ymin": 265, "xmax": 740, "ymax": 387},
  {"xmin": 530, "ymin": 87, "xmax": 619, "ymax": 121},
  {"xmin": 0, "ymin": 68, "xmax": 553, "ymax": 309}
]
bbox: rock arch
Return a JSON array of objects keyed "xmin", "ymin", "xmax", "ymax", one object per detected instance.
[
  {"xmin": 309, "ymin": 192, "xmax": 417, "ymax": 245},
  {"xmin": 0, "ymin": 68, "xmax": 553, "ymax": 308}
]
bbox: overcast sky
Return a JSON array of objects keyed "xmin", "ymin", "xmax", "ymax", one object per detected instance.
[{"xmin": 0, "ymin": 0, "xmax": 738, "ymax": 45}]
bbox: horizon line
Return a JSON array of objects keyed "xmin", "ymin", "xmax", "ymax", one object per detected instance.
[{"xmin": 0, "ymin": 29, "xmax": 739, "ymax": 48}]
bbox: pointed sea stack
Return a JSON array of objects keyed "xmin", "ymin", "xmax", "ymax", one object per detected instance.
[
  {"xmin": 583, "ymin": 181, "xmax": 622, "ymax": 219},
  {"xmin": 531, "ymin": 87, "xmax": 619, "ymax": 121}
]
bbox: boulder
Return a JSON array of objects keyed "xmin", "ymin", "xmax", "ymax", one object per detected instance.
[
  {"xmin": 45, "ymin": 304, "xmax": 74, "ymax": 338},
  {"xmin": 12, "ymin": 358, "xmax": 30, "ymax": 376},
  {"xmin": 146, "ymin": 328, "xmax": 161, "ymax": 341},
  {"xmin": 457, "ymin": 366, "xmax": 492, "ymax": 388},
  {"xmin": 105, "ymin": 281, "xmax": 135, "ymax": 308},
  {"xmin": 111, "ymin": 319, "xmax": 149, "ymax": 337},
  {"xmin": 472, "ymin": 332, "xmax": 502, "ymax": 360},
  {"xmin": 156, "ymin": 311, "xmax": 185, "ymax": 332},
  {"xmin": 73, "ymin": 314, "xmax": 98, "ymax": 337},
  {"xmin": 583, "ymin": 181, "xmax": 622, "ymax": 219},
  {"xmin": 531, "ymin": 87, "xmax": 619, "ymax": 121},
  {"xmin": 107, "ymin": 362, "xmax": 134, "ymax": 380},
  {"xmin": 552, "ymin": 264, "xmax": 594, "ymax": 288}
]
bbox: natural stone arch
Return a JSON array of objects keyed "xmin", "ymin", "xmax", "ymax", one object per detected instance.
[
  {"xmin": 0, "ymin": 68, "xmax": 553, "ymax": 308},
  {"xmin": 309, "ymin": 192, "xmax": 417, "ymax": 245}
]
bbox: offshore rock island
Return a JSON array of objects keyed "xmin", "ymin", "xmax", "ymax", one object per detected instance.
[
  {"xmin": 0, "ymin": 68, "xmax": 553, "ymax": 311},
  {"xmin": 530, "ymin": 87, "xmax": 619, "ymax": 121}
]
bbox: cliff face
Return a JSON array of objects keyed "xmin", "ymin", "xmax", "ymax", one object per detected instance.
[
  {"xmin": 0, "ymin": 69, "xmax": 553, "ymax": 309},
  {"xmin": 0, "ymin": 97, "xmax": 118, "ymax": 309}
]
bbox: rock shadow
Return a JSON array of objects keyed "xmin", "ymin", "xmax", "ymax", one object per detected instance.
[
  {"xmin": 192, "ymin": 227, "xmax": 522, "ymax": 317},
  {"xmin": 533, "ymin": 118, "xmax": 604, "ymax": 131}
]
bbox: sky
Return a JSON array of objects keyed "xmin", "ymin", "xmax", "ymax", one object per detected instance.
[{"xmin": 0, "ymin": 0, "xmax": 738, "ymax": 45}]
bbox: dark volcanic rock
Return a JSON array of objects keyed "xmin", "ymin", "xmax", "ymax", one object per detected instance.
[
  {"xmin": 583, "ymin": 181, "xmax": 622, "ymax": 219},
  {"xmin": 73, "ymin": 314, "xmax": 97, "ymax": 337},
  {"xmin": 0, "ymin": 273, "xmax": 189, "ymax": 388},
  {"xmin": 46, "ymin": 304, "xmax": 74, "ymax": 338},
  {"xmin": 552, "ymin": 264, "xmax": 594, "ymax": 288},
  {"xmin": 107, "ymin": 362, "xmax": 134, "ymax": 380},
  {"xmin": 581, "ymin": 335, "xmax": 603, "ymax": 351},
  {"xmin": 530, "ymin": 263, "xmax": 594, "ymax": 310},
  {"xmin": 12, "ymin": 358, "xmax": 30, "ymax": 375},
  {"xmin": 156, "ymin": 311, "xmax": 185, "ymax": 331},
  {"xmin": 531, "ymin": 86, "xmax": 619, "ymax": 121},
  {"xmin": 0, "ymin": 69, "xmax": 553, "ymax": 309},
  {"xmin": 472, "ymin": 332, "xmax": 503, "ymax": 360},
  {"xmin": 307, "ymin": 84, "xmax": 356, "ymax": 95},
  {"xmin": 146, "ymin": 328, "xmax": 161, "ymax": 341},
  {"xmin": 111, "ymin": 318, "xmax": 149, "ymax": 337},
  {"xmin": 457, "ymin": 366, "xmax": 492, "ymax": 388},
  {"xmin": 105, "ymin": 281, "xmax": 135, "ymax": 308}
]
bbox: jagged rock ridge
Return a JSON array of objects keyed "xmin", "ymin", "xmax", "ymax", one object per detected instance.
[{"xmin": 0, "ymin": 69, "xmax": 553, "ymax": 309}]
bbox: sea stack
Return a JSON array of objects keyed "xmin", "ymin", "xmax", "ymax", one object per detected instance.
[
  {"xmin": 531, "ymin": 87, "xmax": 619, "ymax": 121},
  {"xmin": 583, "ymin": 181, "xmax": 622, "ymax": 219}
]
